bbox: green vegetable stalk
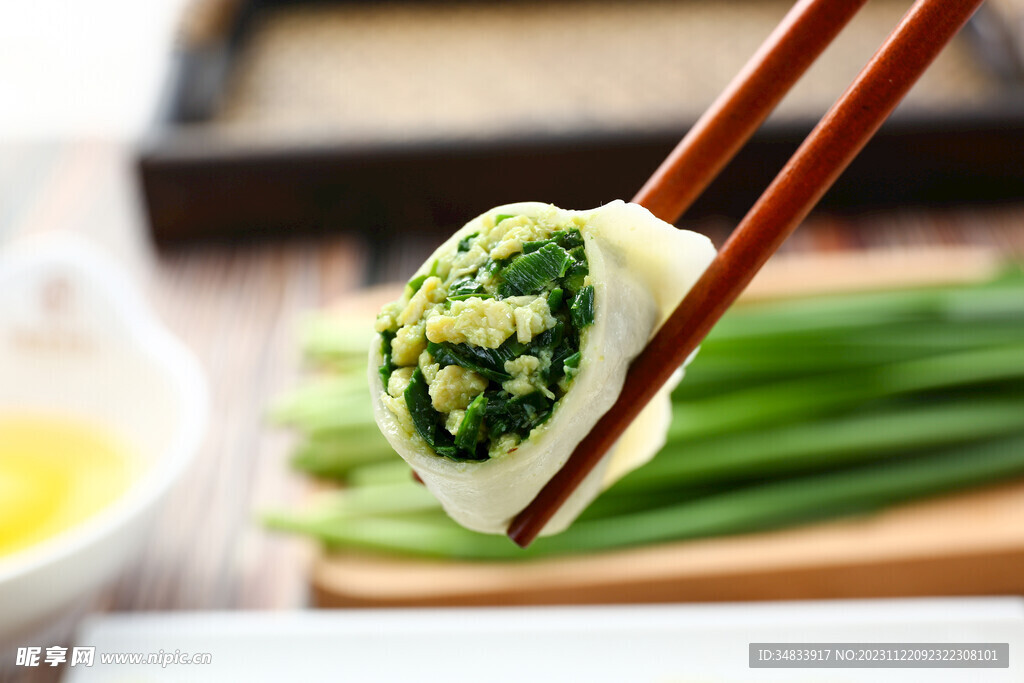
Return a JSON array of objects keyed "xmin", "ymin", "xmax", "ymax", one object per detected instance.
[{"xmin": 267, "ymin": 268, "xmax": 1024, "ymax": 560}]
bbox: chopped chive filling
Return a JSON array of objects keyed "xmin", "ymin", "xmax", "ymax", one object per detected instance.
[
  {"xmin": 406, "ymin": 274, "xmax": 428, "ymax": 295},
  {"xmin": 564, "ymin": 255, "xmax": 589, "ymax": 295},
  {"xmin": 446, "ymin": 277, "xmax": 487, "ymax": 301},
  {"xmin": 571, "ymin": 285, "xmax": 595, "ymax": 328},
  {"xmin": 455, "ymin": 394, "xmax": 488, "ymax": 452},
  {"xmin": 457, "ymin": 233, "xmax": 478, "ymax": 252},
  {"xmin": 483, "ymin": 390, "xmax": 553, "ymax": 440},
  {"xmin": 407, "ymin": 259, "xmax": 441, "ymax": 295},
  {"xmin": 426, "ymin": 340, "xmax": 521, "ymax": 383},
  {"xmin": 378, "ymin": 330, "xmax": 397, "ymax": 386},
  {"xmin": 497, "ymin": 243, "xmax": 572, "ymax": 297},
  {"xmin": 376, "ymin": 211, "xmax": 594, "ymax": 461},
  {"xmin": 547, "ymin": 288, "xmax": 564, "ymax": 311},
  {"xmin": 404, "ymin": 368, "xmax": 459, "ymax": 460}
]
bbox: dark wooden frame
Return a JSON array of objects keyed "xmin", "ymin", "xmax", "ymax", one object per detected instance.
[{"xmin": 137, "ymin": 0, "xmax": 1024, "ymax": 246}]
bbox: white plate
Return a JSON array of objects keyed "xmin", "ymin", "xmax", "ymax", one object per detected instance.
[{"xmin": 63, "ymin": 598, "xmax": 1024, "ymax": 682}]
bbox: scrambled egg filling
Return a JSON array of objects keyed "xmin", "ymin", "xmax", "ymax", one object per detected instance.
[
  {"xmin": 376, "ymin": 209, "xmax": 595, "ymax": 461},
  {"xmin": 429, "ymin": 365, "xmax": 489, "ymax": 413},
  {"xmin": 425, "ymin": 298, "xmax": 518, "ymax": 349}
]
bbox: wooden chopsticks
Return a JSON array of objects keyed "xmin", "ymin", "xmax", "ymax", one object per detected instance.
[
  {"xmin": 508, "ymin": 0, "xmax": 987, "ymax": 547},
  {"xmin": 634, "ymin": 0, "xmax": 868, "ymax": 224}
]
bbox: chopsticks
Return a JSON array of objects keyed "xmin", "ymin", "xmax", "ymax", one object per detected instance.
[
  {"xmin": 508, "ymin": 0, "xmax": 986, "ymax": 547},
  {"xmin": 635, "ymin": 0, "xmax": 868, "ymax": 224}
]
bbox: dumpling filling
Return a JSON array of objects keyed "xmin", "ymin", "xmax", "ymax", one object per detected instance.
[{"xmin": 375, "ymin": 212, "xmax": 595, "ymax": 461}]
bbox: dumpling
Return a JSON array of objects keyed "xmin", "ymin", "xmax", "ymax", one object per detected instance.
[{"xmin": 369, "ymin": 200, "xmax": 716, "ymax": 536}]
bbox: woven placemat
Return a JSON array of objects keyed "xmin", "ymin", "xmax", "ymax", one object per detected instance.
[{"xmin": 214, "ymin": 0, "xmax": 997, "ymax": 143}]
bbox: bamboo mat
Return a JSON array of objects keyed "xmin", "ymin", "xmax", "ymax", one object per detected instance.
[{"xmin": 213, "ymin": 0, "xmax": 997, "ymax": 144}]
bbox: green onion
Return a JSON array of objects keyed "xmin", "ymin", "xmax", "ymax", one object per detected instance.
[{"xmin": 457, "ymin": 233, "xmax": 478, "ymax": 252}]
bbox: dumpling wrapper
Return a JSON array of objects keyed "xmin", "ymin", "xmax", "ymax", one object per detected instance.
[{"xmin": 369, "ymin": 200, "xmax": 716, "ymax": 536}]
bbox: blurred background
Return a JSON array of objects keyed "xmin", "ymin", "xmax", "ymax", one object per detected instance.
[{"xmin": 2, "ymin": 0, "xmax": 1024, "ymax": 680}]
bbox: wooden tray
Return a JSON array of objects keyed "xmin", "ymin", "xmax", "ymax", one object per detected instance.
[
  {"xmin": 313, "ymin": 481, "xmax": 1024, "ymax": 607},
  {"xmin": 311, "ymin": 246, "xmax": 1024, "ymax": 607}
]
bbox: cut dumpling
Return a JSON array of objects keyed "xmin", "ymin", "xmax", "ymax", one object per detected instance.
[{"xmin": 369, "ymin": 200, "xmax": 716, "ymax": 535}]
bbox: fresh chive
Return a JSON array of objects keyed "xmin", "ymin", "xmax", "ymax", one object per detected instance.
[
  {"xmin": 563, "ymin": 351, "xmax": 581, "ymax": 371},
  {"xmin": 406, "ymin": 260, "xmax": 441, "ymax": 295},
  {"xmin": 556, "ymin": 229, "xmax": 584, "ymax": 250},
  {"xmin": 617, "ymin": 396, "xmax": 1024, "ymax": 493},
  {"xmin": 426, "ymin": 340, "xmax": 523, "ymax": 382},
  {"xmin": 403, "ymin": 368, "xmax": 464, "ymax": 461},
  {"xmin": 273, "ymin": 254, "xmax": 1024, "ymax": 559},
  {"xmin": 406, "ymin": 274, "xmax": 427, "ymax": 295},
  {"xmin": 457, "ymin": 233, "xmax": 478, "ymax": 252},
  {"xmin": 446, "ymin": 277, "xmax": 487, "ymax": 302},
  {"xmin": 404, "ymin": 368, "xmax": 441, "ymax": 448},
  {"xmin": 547, "ymin": 288, "xmax": 564, "ymax": 311},
  {"xmin": 455, "ymin": 394, "xmax": 488, "ymax": 453},
  {"xmin": 570, "ymin": 285, "xmax": 595, "ymax": 328},
  {"xmin": 523, "ymin": 230, "xmax": 583, "ymax": 255},
  {"xmin": 300, "ymin": 314, "xmax": 375, "ymax": 366},
  {"xmin": 479, "ymin": 257, "xmax": 510, "ymax": 280},
  {"xmin": 483, "ymin": 390, "xmax": 552, "ymax": 439},
  {"xmin": 289, "ymin": 433, "xmax": 393, "ymax": 479},
  {"xmin": 563, "ymin": 260, "xmax": 589, "ymax": 295},
  {"xmin": 546, "ymin": 339, "xmax": 578, "ymax": 383},
  {"xmin": 668, "ymin": 344, "xmax": 1024, "ymax": 442},
  {"xmin": 498, "ymin": 243, "xmax": 572, "ymax": 297},
  {"xmin": 346, "ymin": 460, "xmax": 417, "ymax": 487},
  {"xmin": 378, "ymin": 330, "xmax": 396, "ymax": 386},
  {"xmin": 270, "ymin": 434, "xmax": 1024, "ymax": 560},
  {"xmin": 495, "ymin": 214, "xmax": 515, "ymax": 224},
  {"xmin": 527, "ymin": 321, "xmax": 564, "ymax": 355}
]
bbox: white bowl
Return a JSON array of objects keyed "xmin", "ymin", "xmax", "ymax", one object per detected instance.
[{"xmin": 0, "ymin": 234, "xmax": 207, "ymax": 646}]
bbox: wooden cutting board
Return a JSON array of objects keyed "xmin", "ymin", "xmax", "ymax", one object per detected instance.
[{"xmin": 312, "ymin": 245, "xmax": 1024, "ymax": 607}]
